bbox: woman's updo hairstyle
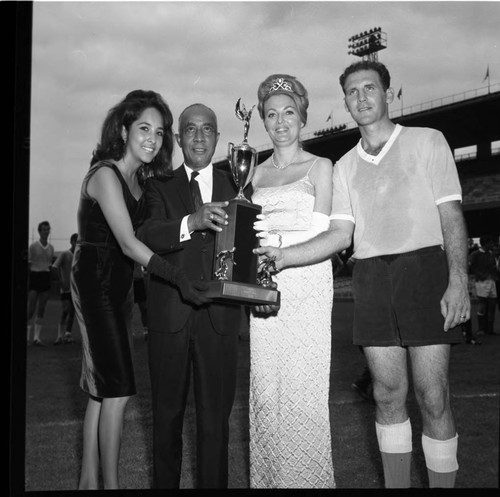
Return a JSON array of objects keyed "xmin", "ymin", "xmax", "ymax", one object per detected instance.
[{"xmin": 257, "ymin": 73, "xmax": 309, "ymax": 125}]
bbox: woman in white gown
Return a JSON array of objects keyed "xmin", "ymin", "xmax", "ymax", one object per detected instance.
[{"xmin": 249, "ymin": 74, "xmax": 335, "ymax": 488}]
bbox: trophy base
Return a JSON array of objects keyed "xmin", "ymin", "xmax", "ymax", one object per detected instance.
[
  {"xmin": 205, "ymin": 280, "xmax": 280, "ymax": 306},
  {"xmin": 214, "ymin": 198, "xmax": 261, "ymax": 283}
]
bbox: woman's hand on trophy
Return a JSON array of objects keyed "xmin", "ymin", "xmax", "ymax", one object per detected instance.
[
  {"xmin": 253, "ymin": 213, "xmax": 268, "ymax": 233},
  {"xmin": 188, "ymin": 201, "xmax": 229, "ymax": 232},
  {"xmin": 254, "ymin": 214, "xmax": 276, "ymax": 245}
]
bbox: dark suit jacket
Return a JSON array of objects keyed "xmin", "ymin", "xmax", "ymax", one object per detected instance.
[{"xmin": 137, "ymin": 165, "xmax": 244, "ymax": 334}]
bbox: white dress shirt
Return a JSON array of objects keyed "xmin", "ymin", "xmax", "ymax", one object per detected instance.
[{"xmin": 180, "ymin": 163, "xmax": 213, "ymax": 242}]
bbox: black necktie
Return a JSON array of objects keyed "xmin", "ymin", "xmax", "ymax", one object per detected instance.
[{"xmin": 189, "ymin": 171, "xmax": 203, "ymax": 211}]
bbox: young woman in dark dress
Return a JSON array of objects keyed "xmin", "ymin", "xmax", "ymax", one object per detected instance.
[{"xmin": 71, "ymin": 90, "xmax": 209, "ymax": 489}]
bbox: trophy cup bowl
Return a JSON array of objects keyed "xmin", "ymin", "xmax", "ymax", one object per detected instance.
[{"xmin": 228, "ymin": 142, "xmax": 257, "ymax": 201}]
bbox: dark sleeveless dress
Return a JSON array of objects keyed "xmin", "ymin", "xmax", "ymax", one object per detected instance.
[{"xmin": 71, "ymin": 161, "xmax": 146, "ymax": 398}]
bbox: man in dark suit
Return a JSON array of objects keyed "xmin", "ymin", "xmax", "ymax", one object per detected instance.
[{"xmin": 137, "ymin": 103, "xmax": 245, "ymax": 489}]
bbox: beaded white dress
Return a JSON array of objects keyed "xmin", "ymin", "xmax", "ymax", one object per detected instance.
[{"xmin": 249, "ymin": 164, "xmax": 335, "ymax": 488}]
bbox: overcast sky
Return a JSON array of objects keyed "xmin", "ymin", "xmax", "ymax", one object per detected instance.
[{"xmin": 29, "ymin": 0, "xmax": 499, "ymax": 251}]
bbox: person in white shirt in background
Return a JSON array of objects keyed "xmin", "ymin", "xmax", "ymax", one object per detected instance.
[{"xmin": 27, "ymin": 220, "xmax": 55, "ymax": 346}]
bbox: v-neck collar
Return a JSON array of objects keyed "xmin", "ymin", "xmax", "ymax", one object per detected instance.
[
  {"xmin": 37, "ymin": 240, "xmax": 50, "ymax": 250},
  {"xmin": 357, "ymin": 124, "xmax": 402, "ymax": 165}
]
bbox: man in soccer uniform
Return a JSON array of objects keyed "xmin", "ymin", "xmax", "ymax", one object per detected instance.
[{"xmin": 27, "ymin": 221, "xmax": 55, "ymax": 346}]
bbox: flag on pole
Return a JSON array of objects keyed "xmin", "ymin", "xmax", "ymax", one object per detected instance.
[
  {"xmin": 483, "ymin": 64, "xmax": 490, "ymax": 82},
  {"xmin": 397, "ymin": 86, "xmax": 403, "ymax": 100}
]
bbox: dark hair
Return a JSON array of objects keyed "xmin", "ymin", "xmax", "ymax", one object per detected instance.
[
  {"xmin": 70, "ymin": 233, "xmax": 78, "ymax": 243},
  {"xmin": 479, "ymin": 234, "xmax": 495, "ymax": 247},
  {"xmin": 38, "ymin": 221, "xmax": 50, "ymax": 232},
  {"xmin": 91, "ymin": 90, "xmax": 174, "ymax": 183},
  {"xmin": 257, "ymin": 74, "xmax": 309, "ymax": 124},
  {"xmin": 339, "ymin": 61, "xmax": 391, "ymax": 93}
]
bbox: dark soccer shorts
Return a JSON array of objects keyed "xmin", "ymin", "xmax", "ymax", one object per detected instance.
[
  {"xmin": 61, "ymin": 291, "xmax": 73, "ymax": 302},
  {"xmin": 352, "ymin": 245, "xmax": 464, "ymax": 347},
  {"xmin": 28, "ymin": 271, "xmax": 51, "ymax": 293}
]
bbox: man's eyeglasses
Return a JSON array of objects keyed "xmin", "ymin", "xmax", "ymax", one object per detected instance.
[{"xmin": 183, "ymin": 125, "xmax": 216, "ymax": 137}]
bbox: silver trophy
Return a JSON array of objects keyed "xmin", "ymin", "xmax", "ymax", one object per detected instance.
[{"xmin": 228, "ymin": 98, "xmax": 257, "ymax": 201}]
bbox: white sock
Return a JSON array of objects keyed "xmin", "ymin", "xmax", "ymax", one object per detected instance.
[
  {"xmin": 34, "ymin": 323, "xmax": 42, "ymax": 341},
  {"xmin": 376, "ymin": 419, "xmax": 413, "ymax": 488},
  {"xmin": 376, "ymin": 418, "xmax": 412, "ymax": 453},
  {"xmin": 422, "ymin": 433, "xmax": 458, "ymax": 473}
]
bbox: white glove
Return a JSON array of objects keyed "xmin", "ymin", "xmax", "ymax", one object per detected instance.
[
  {"xmin": 254, "ymin": 214, "xmax": 282, "ymax": 247},
  {"xmin": 253, "ymin": 213, "xmax": 269, "ymax": 234},
  {"xmin": 310, "ymin": 212, "xmax": 330, "ymax": 235}
]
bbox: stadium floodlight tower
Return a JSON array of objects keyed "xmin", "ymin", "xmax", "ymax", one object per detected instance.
[{"xmin": 348, "ymin": 27, "xmax": 387, "ymax": 61}]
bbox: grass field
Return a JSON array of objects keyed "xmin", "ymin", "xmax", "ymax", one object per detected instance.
[{"xmin": 20, "ymin": 297, "xmax": 499, "ymax": 490}]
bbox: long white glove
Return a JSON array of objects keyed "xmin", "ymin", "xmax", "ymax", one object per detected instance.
[
  {"xmin": 253, "ymin": 213, "xmax": 269, "ymax": 234},
  {"xmin": 254, "ymin": 214, "xmax": 282, "ymax": 247},
  {"xmin": 254, "ymin": 212, "xmax": 330, "ymax": 246},
  {"xmin": 310, "ymin": 211, "xmax": 331, "ymax": 235}
]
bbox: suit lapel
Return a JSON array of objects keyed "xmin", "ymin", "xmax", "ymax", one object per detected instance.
[
  {"xmin": 173, "ymin": 166, "xmax": 194, "ymax": 213},
  {"xmin": 212, "ymin": 167, "xmax": 235, "ymax": 201},
  {"xmin": 244, "ymin": 181, "xmax": 254, "ymax": 200}
]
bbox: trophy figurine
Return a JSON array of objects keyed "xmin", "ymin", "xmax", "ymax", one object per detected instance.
[
  {"xmin": 228, "ymin": 98, "xmax": 257, "ymax": 201},
  {"xmin": 205, "ymin": 98, "xmax": 280, "ymax": 306}
]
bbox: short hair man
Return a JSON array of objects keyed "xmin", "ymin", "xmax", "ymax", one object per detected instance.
[
  {"xmin": 256, "ymin": 61, "xmax": 470, "ymax": 488},
  {"xmin": 137, "ymin": 104, "xmax": 247, "ymax": 488},
  {"xmin": 27, "ymin": 221, "xmax": 55, "ymax": 346}
]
